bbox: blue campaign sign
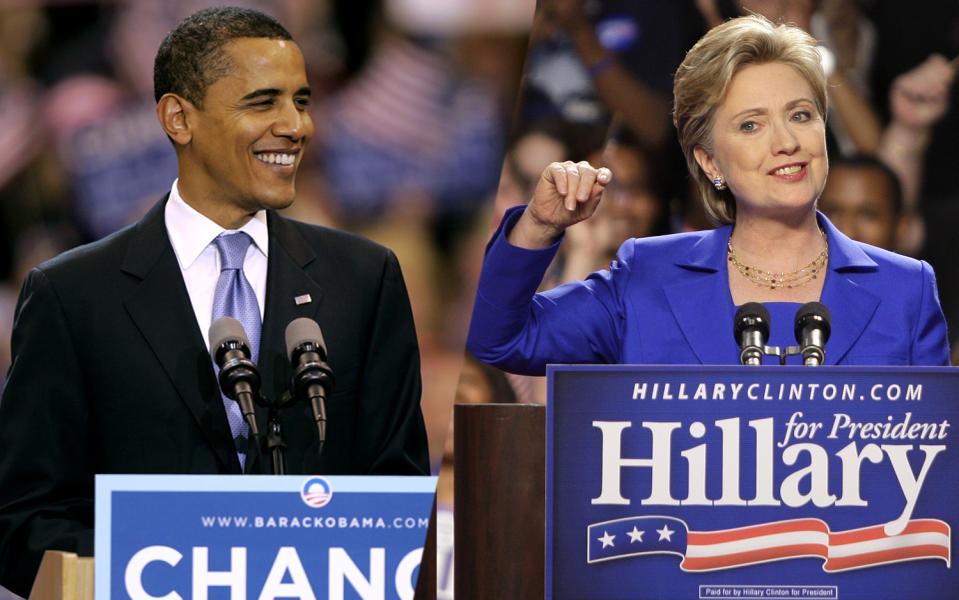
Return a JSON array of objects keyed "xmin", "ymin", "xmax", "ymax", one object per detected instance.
[
  {"xmin": 94, "ymin": 475, "xmax": 436, "ymax": 600},
  {"xmin": 547, "ymin": 365, "xmax": 957, "ymax": 600}
]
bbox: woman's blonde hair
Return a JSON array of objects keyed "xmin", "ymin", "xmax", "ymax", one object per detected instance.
[{"xmin": 673, "ymin": 15, "xmax": 827, "ymax": 224}]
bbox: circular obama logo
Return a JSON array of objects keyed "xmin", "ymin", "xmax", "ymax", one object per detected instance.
[{"xmin": 300, "ymin": 476, "xmax": 332, "ymax": 508}]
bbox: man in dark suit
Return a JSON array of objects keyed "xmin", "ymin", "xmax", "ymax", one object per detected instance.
[{"xmin": 0, "ymin": 7, "xmax": 429, "ymax": 596}]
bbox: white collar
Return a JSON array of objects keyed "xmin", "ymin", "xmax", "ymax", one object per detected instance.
[{"xmin": 165, "ymin": 179, "xmax": 269, "ymax": 269}]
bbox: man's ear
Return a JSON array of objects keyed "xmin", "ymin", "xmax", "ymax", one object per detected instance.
[
  {"xmin": 156, "ymin": 93, "xmax": 193, "ymax": 145},
  {"xmin": 692, "ymin": 145, "xmax": 719, "ymax": 181}
]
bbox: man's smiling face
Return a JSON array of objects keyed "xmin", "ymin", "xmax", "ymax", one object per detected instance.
[{"xmin": 178, "ymin": 37, "xmax": 313, "ymax": 228}]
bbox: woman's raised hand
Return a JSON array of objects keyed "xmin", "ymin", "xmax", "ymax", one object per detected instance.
[{"xmin": 508, "ymin": 160, "xmax": 612, "ymax": 249}]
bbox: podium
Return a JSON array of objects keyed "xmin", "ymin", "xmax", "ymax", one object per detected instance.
[
  {"xmin": 453, "ymin": 403, "xmax": 546, "ymax": 598},
  {"xmin": 28, "ymin": 551, "xmax": 93, "ymax": 600},
  {"xmin": 455, "ymin": 365, "xmax": 959, "ymax": 600}
]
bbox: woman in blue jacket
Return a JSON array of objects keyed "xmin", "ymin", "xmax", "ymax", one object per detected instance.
[{"xmin": 467, "ymin": 15, "xmax": 949, "ymax": 373}]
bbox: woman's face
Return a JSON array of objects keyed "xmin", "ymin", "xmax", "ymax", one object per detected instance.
[{"xmin": 695, "ymin": 61, "xmax": 827, "ymax": 221}]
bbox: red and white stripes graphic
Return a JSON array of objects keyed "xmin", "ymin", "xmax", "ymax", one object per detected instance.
[{"xmin": 681, "ymin": 518, "xmax": 950, "ymax": 572}]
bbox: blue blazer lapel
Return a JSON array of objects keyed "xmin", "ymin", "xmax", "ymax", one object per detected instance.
[
  {"xmin": 120, "ymin": 197, "xmax": 240, "ymax": 471},
  {"xmin": 817, "ymin": 213, "xmax": 880, "ymax": 364},
  {"xmin": 664, "ymin": 226, "xmax": 737, "ymax": 364},
  {"xmin": 662, "ymin": 215, "xmax": 879, "ymax": 366}
]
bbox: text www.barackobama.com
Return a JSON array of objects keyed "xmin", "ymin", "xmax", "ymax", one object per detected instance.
[{"xmin": 201, "ymin": 515, "xmax": 429, "ymax": 529}]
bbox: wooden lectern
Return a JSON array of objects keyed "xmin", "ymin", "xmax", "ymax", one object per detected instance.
[
  {"xmin": 29, "ymin": 551, "xmax": 93, "ymax": 600},
  {"xmin": 454, "ymin": 403, "xmax": 546, "ymax": 598}
]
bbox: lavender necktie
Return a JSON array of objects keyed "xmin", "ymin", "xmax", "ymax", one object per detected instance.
[{"xmin": 211, "ymin": 232, "xmax": 261, "ymax": 469}]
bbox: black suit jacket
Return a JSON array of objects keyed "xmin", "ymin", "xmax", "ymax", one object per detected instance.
[{"xmin": 0, "ymin": 198, "xmax": 429, "ymax": 596}]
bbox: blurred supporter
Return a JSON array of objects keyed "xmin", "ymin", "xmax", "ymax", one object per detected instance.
[
  {"xmin": 818, "ymin": 155, "xmax": 905, "ymax": 251},
  {"xmin": 515, "ymin": 0, "xmax": 740, "ymax": 237},
  {"xmin": 0, "ymin": 6, "xmax": 49, "ymax": 273},
  {"xmin": 0, "ymin": 6, "xmax": 66, "ymax": 391},
  {"xmin": 877, "ymin": 53, "xmax": 955, "ymax": 255},
  {"xmin": 435, "ymin": 350, "xmax": 517, "ymax": 600},
  {"xmin": 47, "ymin": 82, "xmax": 177, "ymax": 240},
  {"xmin": 808, "ymin": 0, "xmax": 881, "ymax": 155},
  {"xmin": 522, "ymin": 0, "xmax": 732, "ymax": 147},
  {"xmin": 0, "ymin": 225, "xmax": 74, "ymax": 392},
  {"xmin": 320, "ymin": 23, "xmax": 509, "ymax": 224},
  {"xmin": 861, "ymin": 1, "xmax": 959, "ymax": 360},
  {"xmin": 0, "ymin": 7, "xmax": 47, "ymax": 192},
  {"xmin": 44, "ymin": 2, "xmax": 177, "ymax": 241},
  {"xmin": 553, "ymin": 128, "xmax": 668, "ymax": 285},
  {"xmin": 738, "ymin": 0, "xmax": 883, "ymax": 157},
  {"xmin": 328, "ymin": 0, "xmax": 532, "ymax": 470},
  {"xmin": 492, "ymin": 118, "xmax": 574, "ymax": 230},
  {"xmin": 311, "ymin": 3, "xmax": 534, "ymax": 448},
  {"xmin": 875, "ymin": 49, "xmax": 959, "ymax": 357}
]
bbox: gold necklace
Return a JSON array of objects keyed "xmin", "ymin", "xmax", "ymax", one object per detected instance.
[{"xmin": 727, "ymin": 230, "xmax": 828, "ymax": 289}]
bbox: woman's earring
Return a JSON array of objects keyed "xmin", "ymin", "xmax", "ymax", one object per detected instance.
[{"xmin": 712, "ymin": 175, "xmax": 726, "ymax": 191}]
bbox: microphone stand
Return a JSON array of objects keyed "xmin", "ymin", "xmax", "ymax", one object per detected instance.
[
  {"xmin": 255, "ymin": 390, "xmax": 298, "ymax": 475},
  {"xmin": 745, "ymin": 344, "xmax": 787, "ymax": 365},
  {"xmin": 781, "ymin": 345, "xmax": 803, "ymax": 365},
  {"xmin": 250, "ymin": 363, "xmax": 332, "ymax": 475},
  {"xmin": 266, "ymin": 417, "xmax": 287, "ymax": 475}
]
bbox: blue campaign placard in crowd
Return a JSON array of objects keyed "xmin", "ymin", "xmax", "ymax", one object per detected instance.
[
  {"xmin": 94, "ymin": 475, "xmax": 436, "ymax": 600},
  {"xmin": 547, "ymin": 365, "xmax": 957, "ymax": 600}
]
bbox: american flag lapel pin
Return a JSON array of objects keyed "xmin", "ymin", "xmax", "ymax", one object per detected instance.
[{"xmin": 294, "ymin": 294, "xmax": 312, "ymax": 306}]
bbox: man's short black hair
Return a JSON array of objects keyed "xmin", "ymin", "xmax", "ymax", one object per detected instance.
[{"xmin": 153, "ymin": 6, "xmax": 293, "ymax": 107}]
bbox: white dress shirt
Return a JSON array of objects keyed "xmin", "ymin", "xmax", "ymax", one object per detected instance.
[{"xmin": 164, "ymin": 179, "xmax": 269, "ymax": 351}]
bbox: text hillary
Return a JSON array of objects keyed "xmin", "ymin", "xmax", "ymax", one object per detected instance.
[{"xmin": 591, "ymin": 412, "xmax": 949, "ymax": 536}]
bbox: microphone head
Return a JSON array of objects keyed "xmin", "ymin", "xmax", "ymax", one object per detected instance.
[
  {"xmin": 285, "ymin": 317, "xmax": 327, "ymax": 361},
  {"xmin": 794, "ymin": 301, "xmax": 832, "ymax": 342},
  {"xmin": 734, "ymin": 302, "xmax": 771, "ymax": 341},
  {"xmin": 209, "ymin": 316, "xmax": 251, "ymax": 354}
]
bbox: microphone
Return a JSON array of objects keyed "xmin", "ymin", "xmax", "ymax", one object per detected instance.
[
  {"xmin": 734, "ymin": 303, "xmax": 771, "ymax": 366},
  {"xmin": 285, "ymin": 317, "xmax": 334, "ymax": 455},
  {"xmin": 794, "ymin": 302, "xmax": 831, "ymax": 366},
  {"xmin": 209, "ymin": 316, "xmax": 261, "ymax": 437}
]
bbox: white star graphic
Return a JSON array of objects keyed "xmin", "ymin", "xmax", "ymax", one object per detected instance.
[
  {"xmin": 657, "ymin": 524, "xmax": 675, "ymax": 542},
  {"xmin": 626, "ymin": 526, "xmax": 645, "ymax": 543},
  {"xmin": 598, "ymin": 530, "xmax": 615, "ymax": 548}
]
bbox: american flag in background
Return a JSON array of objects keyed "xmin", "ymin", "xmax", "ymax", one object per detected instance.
[{"xmin": 587, "ymin": 516, "xmax": 951, "ymax": 572}]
